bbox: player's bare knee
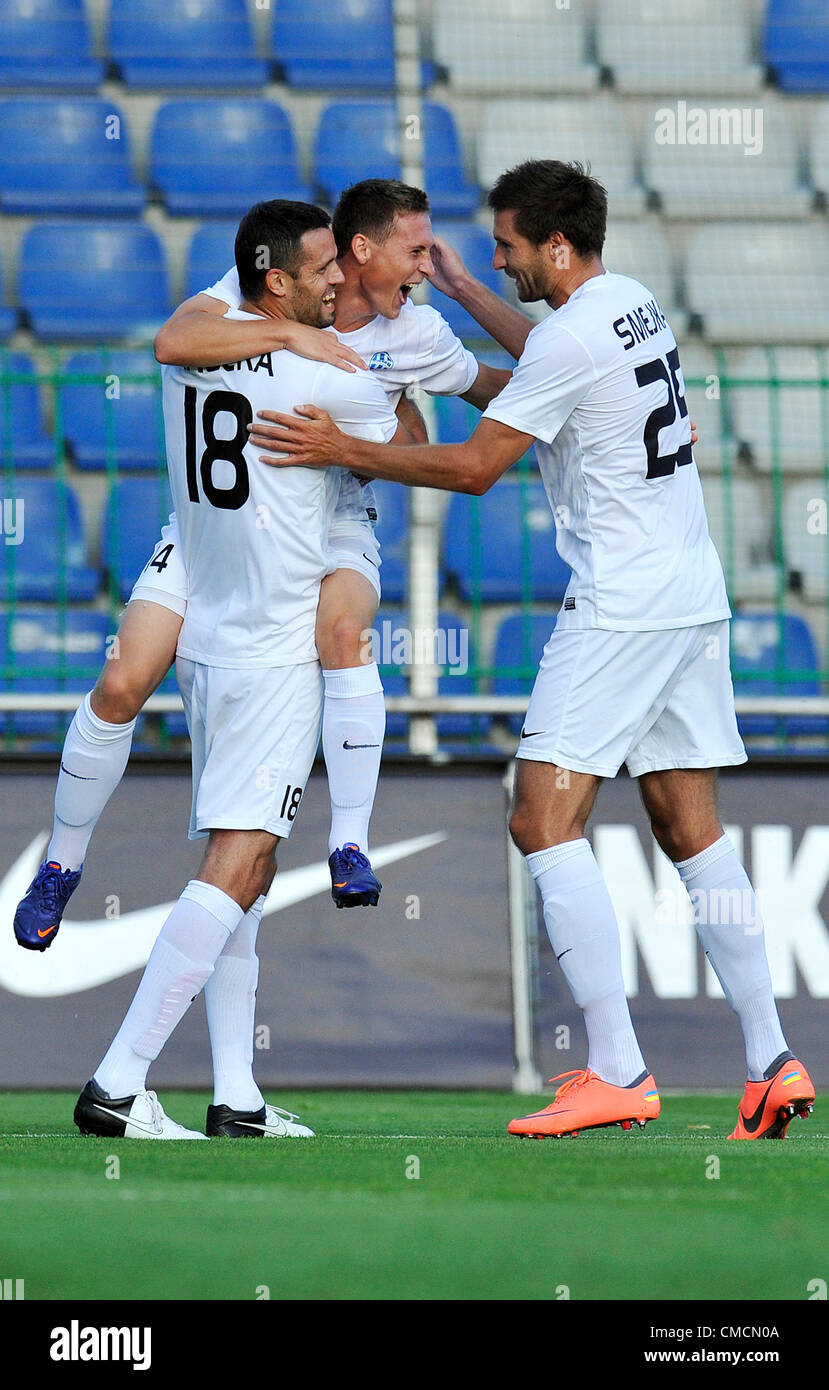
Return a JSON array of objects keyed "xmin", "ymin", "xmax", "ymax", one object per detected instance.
[
  {"xmin": 91, "ymin": 664, "xmax": 144, "ymax": 725},
  {"xmin": 320, "ymin": 611, "xmax": 369, "ymax": 669}
]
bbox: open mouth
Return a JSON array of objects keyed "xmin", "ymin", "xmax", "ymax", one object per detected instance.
[{"xmin": 322, "ymin": 293, "xmax": 336, "ymax": 307}]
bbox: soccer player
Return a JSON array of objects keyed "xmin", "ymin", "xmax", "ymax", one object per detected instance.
[
  {"xmin": 13, "ymin": 181, "xmax": 519, "ymax": 947},
  {"xmin": 247, "ymin": 161, "xmax": 816, "ymax": 1143},
  {"xmin": 73, "ymin": 200, "xmax": 403, "ymax": 1139}
]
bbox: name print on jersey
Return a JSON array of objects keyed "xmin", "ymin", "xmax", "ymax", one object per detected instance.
[
  {"xmin": 612, "ymin": 300, "xmax": 668, "ymax": 352},
  {"xmin": 193, "ymin": 354, "xmax": 275, "ymax": 376}
]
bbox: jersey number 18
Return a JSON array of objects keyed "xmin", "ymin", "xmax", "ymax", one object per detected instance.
[{"xmin": 184, "ymin": 386, "xmax": 251, "ymax": 510}]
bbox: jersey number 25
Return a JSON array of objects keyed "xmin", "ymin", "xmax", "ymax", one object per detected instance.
[{"xmin": 635, "ymin": 347, "xmax": 691, "ymax": 481}]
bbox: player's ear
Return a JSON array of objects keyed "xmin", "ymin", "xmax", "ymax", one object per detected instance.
[
  {"xmin": 548, "ymin": 233, "xmax": 572, "ymax": 271},
  {"xmin": 350, "ymin": 233, "xmax": 370, "ymax": 266},
  {"xmin": 265, "ymin": 267, "xmax": 289, "ymax": 298}
]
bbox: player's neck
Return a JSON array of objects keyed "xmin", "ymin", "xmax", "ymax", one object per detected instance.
[
  {"xmin": 332, "ymin": 259, "xmax": 379, "ymax": 334},
  {"xmin": 547, "ymin": 256, "xmax": 605, "ymax": 310},
  {"xmin": 239, "ymin": 296, "xmax": 287, "ymax": 322}
]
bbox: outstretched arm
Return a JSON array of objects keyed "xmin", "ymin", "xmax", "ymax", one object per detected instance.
[
  {"xmin": 153, "ymin": 292, "xmax": 367, "ymax": 373},
  {"xmin": 429, "ymin": 236, "xmax": 534, "ymax": 361},
  {"xmin": 249, "ymin": 406, "xmax": 534, "ymax": 496}
]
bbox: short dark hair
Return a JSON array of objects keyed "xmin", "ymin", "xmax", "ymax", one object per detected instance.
[
  {"xmin": 235, "ymin": 200, "xmax": 331, "ymax": 300},
  {"xmin": 332, "ymin": 179, "xmax": 430, "ymax": 258},
  {"xmin": 487, "ymin": 160, "xmax": 607, "ymax": 258}
]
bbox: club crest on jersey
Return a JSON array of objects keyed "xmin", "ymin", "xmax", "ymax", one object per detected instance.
[{"xmin": 369, "ymin": 351, "xmax": 394, "ymax": 372}]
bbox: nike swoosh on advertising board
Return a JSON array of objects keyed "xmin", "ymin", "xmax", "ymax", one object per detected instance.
[{"xmin": 0, "ymin": 831, "xmax": 446, "ymax": 999}]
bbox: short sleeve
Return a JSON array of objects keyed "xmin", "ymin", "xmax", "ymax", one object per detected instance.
[
  {"xmin": 202, "ymin": 267, "xmax": 242, "ymax": 310},
  {"xmin": 315, "ymin": 367, "xmax": 399, "ymax": 444},
  {"xmin": 483, "ymin": 321, "xmax": 596, "ymax": 444},
  {"xmin": 418, "ymin": 306, "xmax": 479, "ymax": 397}
]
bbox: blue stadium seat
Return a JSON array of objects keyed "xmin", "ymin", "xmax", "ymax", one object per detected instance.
[
  {"xmin": 152, "ymin": 101, "xmax": 311, "ymax": 217},
  {"xmin": 0, "ymin": 479, "xmax": 98, "ymax": 600},
  {"xmin": 493, "ymin": 610, "xmax": 558, "ymax": 732},
  {"xmin": 372, "ymin": 480, "xmax": 409, "ymax": 601},
  {"xmin": 0, "ymin": 245, "xmax": 15, "ymax": 336},
  {"xmin": 186, "ymin": 223, "xmax": 238, "ymax": 299},
  {"xmin": 765, "ymin": 0, "xmax": 829, "ymax": 93},
  {"xmin": 0, "ymin": 99, "xmax": 144, "ymax": 215},
  {"xmin": 371, "ymin": 606, "xmax": 408, "ymax": 740},
  {"xmin": 443, "ymin": 482, "xmax": 571, "ymax": 602},
  {"xmin": 100, "ymin": 477, "xmax": 174, "ymax": 602},
  {"xmin": 0, "ymin": 353, "xmax": 54, "ymax": 468},
  {"xmin": 19, "ymin": 222, "xmax": 171, "ymax": 341},
  {"xmin": 161, "ymin": 668, "xmax": 188, "ymax": 740},
  {"xmin": 273, "ymin": 0, "xmax": 396, "ymax": 89},
  {"xmin": 0, "ymin": 609, "xmax": 110, "ymax": 739},
  {"xmin": 0, "ymin": 0, "xmax": 102, "ymax": 91},
  {"xmin": 314, "ymin": 102, "xmax": 478, "ymax": 213},
  {"xmin": 61, "ymin": 351, "xmax": 163, "ymax": 471},
  {"xmin": 428, "ymin": 222, "xmax": 504, "ymax": 339},
  {"xmin": 731, "ymin": 611, "xmax": 827, "ymax": 738},
  {"xmin": 433, "ymin": 394, "xmax": 536, "ymax": 469},
  {"xmin": 109, "ymin": 0, "xmax": 267, "ymax": 89},
  {"xmin": 418, "ymin": 105, "xmax": 479, "ymax": 217},
  {"xmin": 371, "ymin": 607, "xmax": 490, "ymax": 741}
]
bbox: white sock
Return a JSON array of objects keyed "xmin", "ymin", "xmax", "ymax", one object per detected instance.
[
  {"xmin": 205, "ymin": 895, "xmax": 265, "ymax": 1112},
  {"xmin": 676, "ymin": 834, "xmax": 789, "ymax": 1081},
  {"xmin": 47, "ymin": 692, "xmax": 137, "ymax": 872},
  {"xmin": 527, "ymin": 839, "xmax": 647, "ymax": 1088},
  {"xmin": 322, "ymin": 664, "xmax": 385, "ymax": 855},
  {"xmin": 94, "ymin": 880, "xmax": 244, "ymax": 1098}
]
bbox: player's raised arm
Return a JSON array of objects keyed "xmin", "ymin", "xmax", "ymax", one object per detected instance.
[
  {"xmin": 153, "ymin": 287, "xmax": 367, "ymax": 373},
  {"xmin": 429, "ymin": 234, "xmax": 534, "ymax": 362},
  {"xmin": 251, "ymin": 406, "xmax": 533, "ymax": 496}
]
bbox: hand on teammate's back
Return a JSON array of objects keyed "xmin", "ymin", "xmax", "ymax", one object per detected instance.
[{"xmin": 250, "ymin": 405, "xmax": 343, "ymax": 468}]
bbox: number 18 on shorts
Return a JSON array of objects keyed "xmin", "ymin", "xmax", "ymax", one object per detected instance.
[{"xmin": 176, "ymin": 658, "xmax": 324, "ymax": 840}]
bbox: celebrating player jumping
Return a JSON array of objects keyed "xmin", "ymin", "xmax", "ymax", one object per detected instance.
[{"xmin": 73, "ymin": 200, "xmax": 403, "ymax": 1140}]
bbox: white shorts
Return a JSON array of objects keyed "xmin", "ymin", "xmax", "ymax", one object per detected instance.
[
  {"xmin": 130, "ymin": 513, "xmax": 188, "ymax": 619},
  {"xmin": 176, "ymin": 657, "xmax": 323, "ymax": 840},
  {"xmin": 516, "ymin": 619, "xmax": 747, "ymax": 779},
  {"xmin": 131, "ymin": 514, "xmax": 383, "ymax": 613},
  {"xmin": 327, "ymin": 521, "xmax": 382, "ymax": 600}
]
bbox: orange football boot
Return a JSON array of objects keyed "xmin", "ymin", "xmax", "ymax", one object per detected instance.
[
  {"xmin": 508, "ymin": 1068, "xmax": 661, "ymax": 1138},
  {"xmin": 728, "ymin": 1058, "xmax": 815, "ymax": 1140}
]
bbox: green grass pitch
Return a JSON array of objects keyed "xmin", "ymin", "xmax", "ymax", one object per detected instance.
[{"xmin": 1, "ymin": 1090, "xmax": 826, "ymax": 1301}]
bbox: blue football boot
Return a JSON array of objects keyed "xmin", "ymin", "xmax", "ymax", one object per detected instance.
[
  {"xmin": 328, "ymin": 844, "xmax": 382, "ymax": 909},
  {"xmin": 14, "ymin": 859, "xmax": 82, "ymax": 951}
]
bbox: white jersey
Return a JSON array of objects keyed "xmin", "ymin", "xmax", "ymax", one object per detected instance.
[
  {"xmin": 204, "ymin": 268, "xmax": 478, "ymax": 529},
  {"xmin": 162, "ymin": 309, "xmax": 398, "ymax": 668},
  {"xmin": 484, "ymin": 271, "xmax": 730, "ymax": 631}
]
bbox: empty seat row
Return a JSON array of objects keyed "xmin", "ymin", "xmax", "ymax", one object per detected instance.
[
  {"xmin": 5, "ymin": 216, "xmax": 828, "ymax": 345},
  {"xmin": 1, "ymin": 473, "xmax": 825, "ymax": 613},
  {"xmin": 6, "ymin": 94, "xmax": 829, "ymax": 223},
  {"xmin": 1, "ymin": 602, "xmax": 824, "ymax": 749},
  {"xmin": 7, "ymin": 1, "xmax": 828, "ymax": 98},
  {"xmin": 477, "ymin": 97, "xmax": 823, "ymax": 223},
  {"xmin": 0, "ymin": 0, "xmax": 397, "ymax": 93},
  {"xmin": 0, "ymin": 98, "xmax": 478, "ymax": 219},
  {"xmin": 3, "ymin": 343, "xmax": 827, "ymax": 479}
]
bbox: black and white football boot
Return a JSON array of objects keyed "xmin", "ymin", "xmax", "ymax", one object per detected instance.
[
  {"xmin": 74, "ymin": 1078, "xmax": 208, "ymax": 1140},
  {"xmin": 205, "ymin": 1102, "xmax": 314, "ymax": 1138}
]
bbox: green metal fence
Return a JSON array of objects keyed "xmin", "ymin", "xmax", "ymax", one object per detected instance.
[{"xmin": 0, "ymin": 348, "xmax": 827, "ymax": 756}]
